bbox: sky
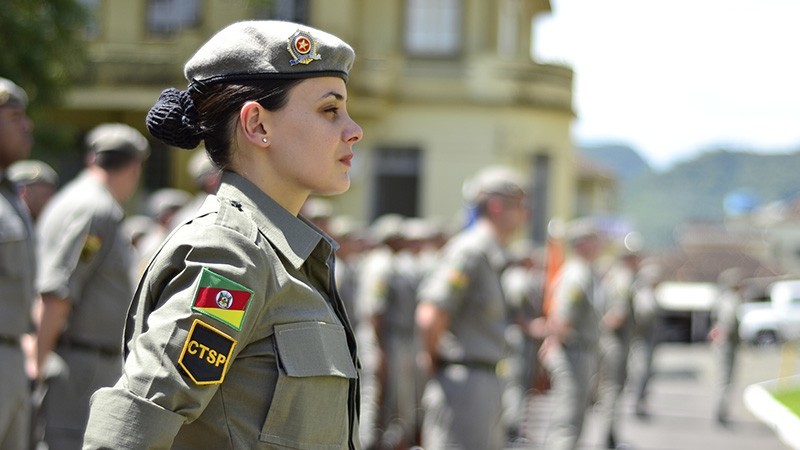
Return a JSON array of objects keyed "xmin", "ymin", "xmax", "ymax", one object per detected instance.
[{"xmin": 533, "ymin": 0, "xmax": 800, "ymax": 170}]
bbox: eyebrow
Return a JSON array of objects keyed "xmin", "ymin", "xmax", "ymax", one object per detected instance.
[{"xmin": 320, "ymin": 91, "xmax": 345, "ymax": 102}]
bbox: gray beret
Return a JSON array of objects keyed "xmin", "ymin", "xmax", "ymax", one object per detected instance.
[
  {"xmin": 8, "ymin": 160, "xmax": 58, "ymax": 186},
  {"xmin": 147, "ymin": 188, "xmax": 191, "ymax": 218},
  {"xmin": 565, "ymin": 217, "xmax": 600, "ymax": 244},
  {"xmin": 0, "ymin": 77, "xmax": 28, "ymax": 108},
  {"xmin": 462, "ymin": 165, "xmax": 527, "ymax": 204},
  {"xmin": 185, "ymin": 20, "xmax": 355, "ymax": 86},
  {"xmin": 86, "ymin": 123, "xmax": 150, "ymax": 159}
]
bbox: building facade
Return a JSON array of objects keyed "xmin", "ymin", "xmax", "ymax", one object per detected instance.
[{"xmin": 49, "ymin": 0, "xmax": 577, "ymax": 243}]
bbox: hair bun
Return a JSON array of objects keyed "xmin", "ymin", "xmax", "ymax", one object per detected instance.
[{"xmin": 146, "ymin": 88, "xmax": 203, "ymax": 149}]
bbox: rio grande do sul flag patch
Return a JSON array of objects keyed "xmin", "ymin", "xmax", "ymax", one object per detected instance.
[{"xmin": 192, "ymin": 268, "xmax": 254, "ymax": 331}]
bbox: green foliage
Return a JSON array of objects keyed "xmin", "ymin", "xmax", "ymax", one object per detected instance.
[
  {"xmin": 773, "ymin": 386, "xmax": 800, "ymax": 416},
  {"xmin": 0, "ymin": 0, "xmax": 89, "ymax": 105},
  {"xmin": 620, "ymin": 149, "xmax": 800, "ymax": 248}
]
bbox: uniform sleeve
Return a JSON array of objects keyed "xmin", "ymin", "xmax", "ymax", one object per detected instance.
[
  {"xmin": 417, "ymin": 244, "xmax": 477, "ymax": 315},
  {"xmin": 38, "ymin": 207, "xmax": 98, "ymax": 301},
  {"xmin": 83, "ymin": 219, "xmax": 267, "ymax": 448},
  {"xmin": 357, "ymin": 252, "xmax": 392, "ymax": 317}
]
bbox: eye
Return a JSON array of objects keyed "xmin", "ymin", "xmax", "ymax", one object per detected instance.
[{"xmin": 324, "ymin": 106, "xmax": 340, "ymax": 117}]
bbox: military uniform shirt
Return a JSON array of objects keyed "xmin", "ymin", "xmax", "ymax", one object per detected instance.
[
  {"xmin": 37, "ymin": 170, "xmax": 134, "ymax": 347},
  {"xmin": 552, "ymin": 257, "xmax": 601, "ymax": 349},
  {"xmin": 84, "ymin": 171, "xmax": 360, "ymax": 450},
  {"xmin": 0, "ymin": 173, "xmax": 36, "ymax": 336},
  {"xmin": 417, "ymin": 222, "xmax": 508, "ymax": 364}
]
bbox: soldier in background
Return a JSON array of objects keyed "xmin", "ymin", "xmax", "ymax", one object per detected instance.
[
  {"xmin": 169, "ymin": 146, "xmax": 221, "ymax": 229},
  {"xmin": 631, "ymin": 261, "xmax": 664, "ymax": 418},
  {"xmin": 0, "ymin": 77, "xmax": 36, "ymax": 450},
  {"xmin": 596, "ymin": 232, "xmax": 641, "ymax": 449},
  {"xmin": 8, "ymin": 159, "xmax": 58, "ymax": 223},
  {"xmin": 500, "ymin": 240, "xmax": 546, "ymax": 443},
  {"xmin": 416, "ymin": 166, "xmax": 528, "ymax": 450},
  {"xmin": 541, "ymin": 218, "xmax": 603, "ymax": 450},
  {"xmin": 708, "ymin": 267, "xmax": 745, "ymax": 426},
  {"xmin": 35, "ymin": 123, "xmax": 149, "ymax": 450},
  {"xmin": 135, "ymin": 187, "xmax": 191, "ymax": 274}
]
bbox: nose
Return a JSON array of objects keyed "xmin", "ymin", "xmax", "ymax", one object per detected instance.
[{"xmin": 345, "ymin": 116, "xmax": 363, "ymax": 144}]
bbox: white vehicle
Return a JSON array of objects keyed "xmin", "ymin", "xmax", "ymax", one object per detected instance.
[{"xmin": 738, "ymin": 280, "xmax": 800, "ymax": 345}]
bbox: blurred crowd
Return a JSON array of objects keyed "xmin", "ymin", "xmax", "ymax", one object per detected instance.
[{"xmin": 2, "ymin": 73, "xmax": 747, "ymax": 450}]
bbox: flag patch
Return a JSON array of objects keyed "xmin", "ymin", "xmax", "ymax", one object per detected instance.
[{"xmin": 192, "ymin": 268, "xmax": 254, "ymax": 330}]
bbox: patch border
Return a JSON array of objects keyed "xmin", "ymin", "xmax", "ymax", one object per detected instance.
[
  {"xmin": 178, "ymin": 319, "xmax": 238, "ymax": 385},
  {"xmin": 191, "ymin": 267, "xmax": 254, "ymax": 331}
]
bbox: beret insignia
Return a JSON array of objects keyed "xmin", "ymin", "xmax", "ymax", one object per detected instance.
[
  {"xmin": 192, "ymin": 268, "xmax": 254, "ymax": 331},
  {"xmin": 288, "ymin": 29, "xmax": 322, "ymax": 66},
  {"xmin": 178, "ymin": 319, "xmax": 237, "ymax": 385}
]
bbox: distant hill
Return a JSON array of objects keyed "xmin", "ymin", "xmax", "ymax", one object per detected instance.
[
  {"xmin": 580, "ymin": 146, "xmax": 800, "ymax": 249},
  {"xmin": 580, "ymin": 143, "xmax": 653, "ymax": 182}
]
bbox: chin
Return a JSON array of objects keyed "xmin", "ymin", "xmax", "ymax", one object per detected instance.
[{"xmin": 312, "ymin": 178, "xmax": 351, "ymax": 196}]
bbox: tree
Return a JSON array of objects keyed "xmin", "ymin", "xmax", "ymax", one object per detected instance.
[{"xmin": 0, "ymin": 0, "xmax": 89, "ymax": 106}]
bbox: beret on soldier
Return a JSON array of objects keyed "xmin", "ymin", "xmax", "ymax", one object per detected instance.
[
  {"xmin": 86, "ymin": 123, "xmax": 150, "ymax": 159},
  {"xmin": 147, "ymin": 20, "xmax": 355, "ymax": 150},
  {"xmin": 8, "ymin": 160, "xmax": 58, "ymax": 186},
  {"xmin": 0, "ymin": 77, "xmax": 28, "ymax": 108},
  {"xmin": 462, "ymin": 165, "xmax": 527, "ymax": 205}
]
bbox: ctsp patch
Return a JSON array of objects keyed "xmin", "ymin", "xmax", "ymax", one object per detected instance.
[{"xmin": 179, "ymin": 319, "xmax": 237, "ymax": 385}]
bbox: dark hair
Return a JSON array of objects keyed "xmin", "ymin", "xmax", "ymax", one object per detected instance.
[
  {"xmin": 145, "ymin": 79, "xmax": 303, "ymax": 170},
  {"xmin": 191, "ymin": 80, "xmax": 303, "ymax": 169},
  {"xmin": 94, "ymin": 150, "xmax": 141, "ymax": 171}
]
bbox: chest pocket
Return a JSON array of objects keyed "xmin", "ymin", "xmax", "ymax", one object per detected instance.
[
  {"xmin": 260, "ymin": 321, "xmax": 357, "ymax": 449},
  {"xmin": 0, "ymin": 213, "xmax": 28, "ymax": 278}
]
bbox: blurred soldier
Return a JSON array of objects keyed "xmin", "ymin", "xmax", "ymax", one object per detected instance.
[
  {"xmin": 301, "ymin": 196, "xmax": 334, "ymax": 235},
  {"xmin": 122, "ymin": 214, "xmax": 156, "ymax": 254},
  {"xmin": 416, "ymin": 166, "xmax": 528, "ymax": 450},
  {"xmin": 358, "ymin": 213, "xmax": 421, "ymax": 449},
  {"xmin": 631, "ymin": 261, "xmax": 663, "ymax": 418},
  {"xmin": 708, "ymin": 267, "xmax": 745, "ymax": 426},
  {"xmin": 8, "ymin": 159, "xmax": 58, "ymax": 223},
  {"xmin": 169, "ymin": 146, "xmax": 221, "ymax": 229},
  {"xmin": 596, "ymin": 233, "xmax": 641, "ymax": 449},
  {"xmin": 329, "ymin": 214, "xmax": 368, "ymax": 329},
  {"xmin": 35, "ymin": 123, "xmax": 149, "ymax": 450},
  {"xmin": 541, "ymin": 218, "xmax": 603, "ymax": 450},
  {"xmin": 500, "ymin": 240, "xmax": 546, "ymax": 442},
  {"xmin": 0, "ymin": 77, "xmax": 36, "ymax": 450},
  {"xmin": 135, "ymin": 187, "xmax": 191, "ymax": 274}
]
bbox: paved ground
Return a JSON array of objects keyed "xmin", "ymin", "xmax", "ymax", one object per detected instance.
[{"xmin": 518, "ymin": 342, "xmax": 798, "ymax": 449}]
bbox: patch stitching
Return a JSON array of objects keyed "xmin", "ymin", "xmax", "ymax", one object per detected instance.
[{"xmin": 178, "ymin": 319, "xmax": 237, "ymax": 385}]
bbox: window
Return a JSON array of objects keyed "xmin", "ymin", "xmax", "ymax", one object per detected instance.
[
  {"xmin": 371, "ymin": 148, "xmax": 421, "ymax": 220},
  {"xmin": 404, "ymin": 0, "xmax": 462, "ymax": 56},
  {"xmin": 251, "ymin": 0, "xmax": 309, "ymax": 22},
  {"xmin": 77, "ymin": 0, "xmax": 101, "ymax": 39},
  {"xmin": 147, "ymin": 0, "xmax": 201, "ymax": 36}
]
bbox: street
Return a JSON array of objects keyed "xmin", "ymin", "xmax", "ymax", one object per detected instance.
[{"xmin": 521, "ymin": 342, "xmax": 797, "ymax": 449}]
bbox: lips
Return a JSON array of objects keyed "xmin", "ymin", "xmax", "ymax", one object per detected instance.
[{"xmin": 339, "ymin": 154, "xmax": 353, "ymax": 167}]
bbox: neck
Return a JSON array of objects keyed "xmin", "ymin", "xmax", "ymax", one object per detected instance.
[
  {"xmin": 229, "ymin": 148, "xmax": 308, "ymax": 216},
  {"xmin": 88, "ymin": 165, "xmax": 125, "ymax": 203}
]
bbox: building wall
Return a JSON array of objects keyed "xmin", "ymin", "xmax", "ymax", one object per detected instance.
[{"xmin": 47, "ymin": 0, "xmax": 578, "ymax": 242}]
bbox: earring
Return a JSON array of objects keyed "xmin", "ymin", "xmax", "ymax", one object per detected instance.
[{"xmin": 261, "ymin": 137, "xmax": 269, "ymax": 144}]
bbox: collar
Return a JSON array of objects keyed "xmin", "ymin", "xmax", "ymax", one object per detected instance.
[{"xmin": 215, "ymin": 171, "xmax": 327, "ymax": 269}]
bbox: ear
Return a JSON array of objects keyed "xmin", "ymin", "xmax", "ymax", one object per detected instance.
[
  {"xmin": 239, "ymin": 101, "xmax": 270, "ymax": 147},
  {"xmin": 486, "ymin": 195, "xmax": 505, "ymax": 216}
]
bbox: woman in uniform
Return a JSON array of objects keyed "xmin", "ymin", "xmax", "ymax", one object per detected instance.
[{"xmin": 83, "ymin": 20, "xmax": 363, "ymax": 449}]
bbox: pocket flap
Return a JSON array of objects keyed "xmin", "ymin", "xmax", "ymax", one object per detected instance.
[{"xmin": 274, "ymin": 321, "xmax": 357, "ymax": 379}]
